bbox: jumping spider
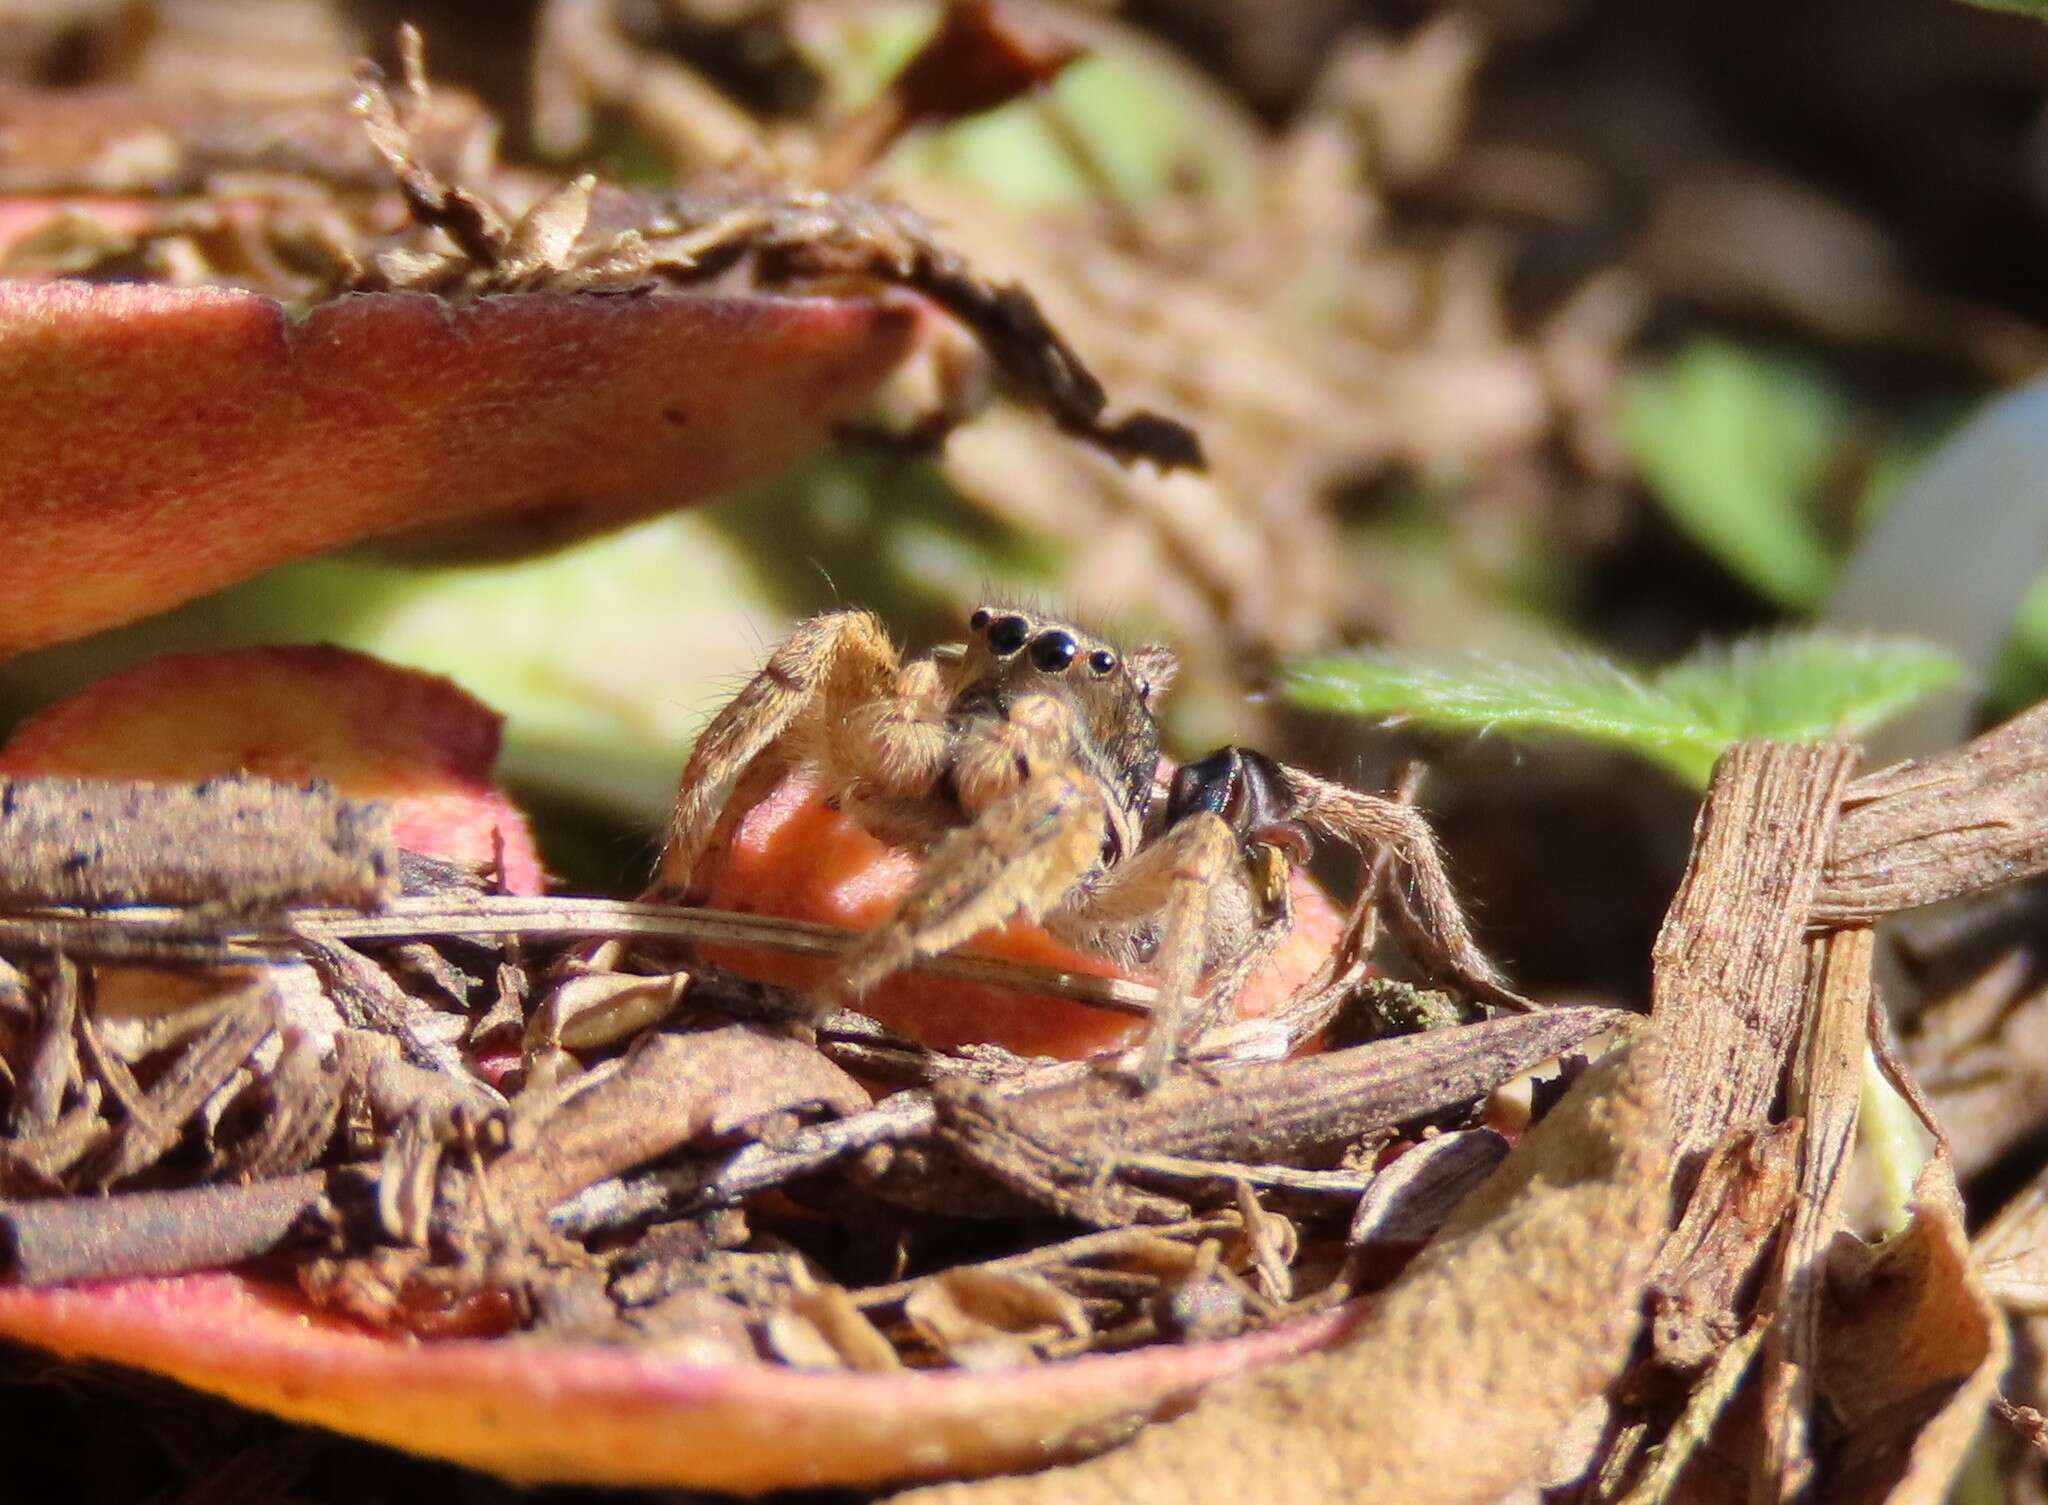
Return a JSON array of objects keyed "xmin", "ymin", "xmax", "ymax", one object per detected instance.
[{"xmin": 653, "ymin": 607, "xmax": 1512, "ymax": 1084}]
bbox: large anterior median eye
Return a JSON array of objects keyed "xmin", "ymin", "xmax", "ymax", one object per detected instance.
[
  {"xmin": 1030, "ymin": 630, "xmax": 1079, "ymax": 671},
  {"xmin": 987, "ymin": 615, "xmax": 1030, "ymax": 655}
]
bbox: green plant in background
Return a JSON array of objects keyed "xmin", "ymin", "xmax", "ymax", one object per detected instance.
[
  {"xmin": 1284, "ymin": 631, "xmax": 1964, "ymax": 787},
  {"xmin": 1619, "ymin": 339, "xmax": 1847, "ymax": 611},
  {"xmin": 798, "ymin": 2, "xmax": 1262, "ymax": 209}
]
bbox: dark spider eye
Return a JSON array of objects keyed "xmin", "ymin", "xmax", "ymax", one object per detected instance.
[
  {"xmin": 969, "ymin": 607, "xmax": 991, "ymax": 631},
  {"xmin": 1030, "ymin": 631, "xmax": 1079, "ymax": 672},
  {"xmin": 986, "ymin": 615, "xmax": 1030, "ymax": 655},
  {"xmin": 1087, "ymin": 649, "xmax": 1116, "ymax": 676}
]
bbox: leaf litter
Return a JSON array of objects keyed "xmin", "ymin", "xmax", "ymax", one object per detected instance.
[
  {"xmin": 1, "ymin": 696, "xmax": 2047, "ymax": 1496},
  {"xmin": 3, "ymin": 4, "xmax": 2048, "ymax": 1500}
]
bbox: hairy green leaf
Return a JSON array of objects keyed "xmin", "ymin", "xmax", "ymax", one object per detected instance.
[{"xmin": 1284, "ymin": 632, "xmax": 1964, "ymax": 786}]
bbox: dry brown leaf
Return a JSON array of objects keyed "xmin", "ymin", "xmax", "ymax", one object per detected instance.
[
  {"xmin": 1898, "ymin": 954, "xmax": 2048, "ymax": 1182},
  {"xmin": 905, "ymin": 1268, "xmax": 1089, "ymax": 1371},
  {"xmin": 1817, "ymin": 1160, "xmax": 2007, "ymax": 1505},
  {"xmin": 772, "ymin": 1277, "xmax": 905, "ymax": 1374},
  {"xmin": 894, "ymin": 1035, "xmax": 1672, "ymax": 1505}
]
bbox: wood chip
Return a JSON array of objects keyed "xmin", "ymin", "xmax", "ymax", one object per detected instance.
[
  {"xmin": 453, "ymin": 1024, "xmax": 868, "ymax": 1239},
  {"xmin": 1651, "ymin": 741, "xmax": 1856, "ymax": 1172},
  {"xmin": 0, "ymin": 1170, "xmax": 327, "ymax": 1285},
  {"xmin": 1816, "ymin": 701, "xmax": 2048, "ymax": 924},
  {"xmin": 0, "ymin": 775, "xmax": 397, "ymax": 911},
  {"xmin": 1756, "ymin": 924, "xmax": 1875, "ymax": 1502}
]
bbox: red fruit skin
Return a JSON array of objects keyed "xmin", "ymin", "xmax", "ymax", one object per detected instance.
[
  {"xmin": 0, "ymin": 1272, "xmax": 1364, "ymax": 1489},
  {"xmin": 0, "ymin": 280, "xmax": 916, "ymax": 656},
  {"xmin": 0, "ymin": 644, "xmax": 545, "ymax": 892},
  {"xmin": 700, "ymin": 770, "xmax": 1349, "ymax": 1058}
]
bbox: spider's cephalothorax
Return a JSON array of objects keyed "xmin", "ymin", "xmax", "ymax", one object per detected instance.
[{"xmin": 653, "ymin": 606, "xmax": 1507, "ymax": 1084}]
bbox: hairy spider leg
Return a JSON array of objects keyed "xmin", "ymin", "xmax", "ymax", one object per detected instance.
[
  {"xmin": 654, "ymin": 609, "xmax": 946, "ymax": 899},
  {"xmin": 827, "ymin": 761, "xmax": 1115, "ymax": 1008},
  {"xmin": 1278, "ymin": 765, "xmax": 1528, "ymax": 1012}
]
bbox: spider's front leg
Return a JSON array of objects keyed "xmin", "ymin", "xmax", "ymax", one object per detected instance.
[
  {"xmin": 827, "ymin": 760, "xmax": 1115, "ymax": 1010},
  {"xmin": 651, "ymin": 609, "xmax": 941, "ymax": 900},
  {"xmin": 1075, "ymin": 808, "xmax": 1250, "ymax": 1089},
  {"xmin": 1278, "ymin": 764, "xmax": 1527, "ymax": 1011}
]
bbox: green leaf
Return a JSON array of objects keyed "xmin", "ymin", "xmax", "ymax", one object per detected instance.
[
  {"xmin": 1283, "ymin": 632, "xmax": 1965, "ymax": 786},
  {"xmin": 1620, "ymin": 340, "xmax": 1846, "ymax": 610}
]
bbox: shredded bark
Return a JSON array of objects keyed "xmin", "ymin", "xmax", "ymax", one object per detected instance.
[
  {"xmin": 1651, "ymin": 741, "xmax": 1858, "ymax": 1172},
  {"xmin": 0, "ymin": 775, "xmax": 397, "ymax": 912},
  {"xmin": 0, "ymin": 1170, "xmax": 328, "ymax": 1286},
  {"xmin": 1647, "ymin": 1120, "xmax": 1800, "ymax": 1372},
  {"xmin": 1755, "ymin": 924, "xmax": 1875, "ymax": 1501},
  {"xmin": 1816, "ymin": 700, "xmax": 2048, "ymax": 924}
]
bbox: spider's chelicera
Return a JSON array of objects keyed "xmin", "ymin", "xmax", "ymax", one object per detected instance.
[{"xmin": 653, "ymin": 607, "xmax": 1507, "ymax": 1084}]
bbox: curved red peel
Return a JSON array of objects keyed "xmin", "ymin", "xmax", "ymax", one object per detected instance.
[
  {"xmin": 0, "ymin": 280, "xmax": 916, "ymax": 656},
  {"xmin": 0, "ymin": 644, "xmax": 546, "ymax": 892},
  {"xmin": 0, "ymin": 1274, "xmax": 1364, "ymax": 1490}
]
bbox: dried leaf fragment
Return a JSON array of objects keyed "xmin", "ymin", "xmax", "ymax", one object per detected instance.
[
  {"xmin": 904, "ymin": 1267, "xmax": 1089, "ymax": 1370},
  {"xmin": 899, "ymin": 1037, "xmax": 1673, "ymax": 1504},
  {"xmin": 1818, "ymin": 1162, "xmax": 2006, "ymax": 1505}
]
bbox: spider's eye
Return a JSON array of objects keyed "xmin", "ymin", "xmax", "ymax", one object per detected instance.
[
  {"xmin": 987, "ymin": 615, "xmax": 1030, "ymax": 655},
  {"xmin": 1137, "ymin": 679, "xmax": 1152, "ymax": 701},
  {"xmin": 969, "ymin": 607, "xmax": 992, "ymax": 632},
  {"xmin": 1087, "ymin": 649, "xmax": 1117, "ymax": 676},
  {"xmin": 1030, "ymin": 631, "xmax": 1079, "ymax": 672}
]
